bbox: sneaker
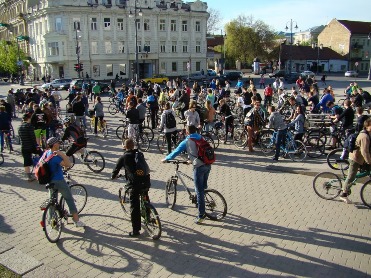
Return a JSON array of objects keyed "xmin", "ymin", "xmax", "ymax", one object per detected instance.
[
  {"xmin": 194, "ymin": 214, "xmax": 206, "ymax": 224},
  {"xmin": 272, "ymin": 157, "xmax": 278, "ymax": 161},
  {"xmin": 75, "ymin": 220, "xmax": 85, "ymax": 227},
  {"xmin": 129, "ymin": 231, "xmax": 140, "ymax": 237},
  {"xmin": 339, "ymin": 196, "xmax": 352, "ymax": 204}
]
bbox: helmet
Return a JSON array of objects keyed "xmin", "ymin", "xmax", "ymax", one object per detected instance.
[{"xmin": 62, "ymin": 117, "xmax": 71, "ymax": 124}]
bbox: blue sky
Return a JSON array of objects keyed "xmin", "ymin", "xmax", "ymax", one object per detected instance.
[{"xmin": 205, "ymin": 0, "xmax": 371, "ymax": 34}]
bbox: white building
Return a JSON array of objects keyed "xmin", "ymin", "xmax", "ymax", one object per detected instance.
[{"xmin": 1, "ymin": 0, "xmax": 209, "ymax": 80}]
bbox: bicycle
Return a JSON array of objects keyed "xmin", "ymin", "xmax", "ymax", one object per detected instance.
[
  {"xmin": 40, "ymin": 172, "xmax": 88, "ymax": 243},
  {"xmin": 121, "ymin": 124, "xmax": 150, "ymax": 152},
  {"xmin": 0, "ymin": 153, "xmax": 4, "ymax": 165},
  {"xmin": 326, "ymin": 148, "xmax": 349, "ymax": 170},
  {"xmin": 261, "ymin": 129, "xmax": 307, "ymax": 161},
  {"xmin": 116, "ymin": 119, "xmax": 154, "ymax": 142},
  {"xmin": 118, "ymin": 185, "xmax": 162, "ymax": 240},
  {"xmin": 62, "ymin": 139, "xmax": 106, "ymax": 173},
  {"xmin": 1, "ymin": 130, "xmax": 13, "ymax": 154},
  {"xmin": 108, "ymin": 99, "xmax": 126, "ymax": 115},
  {"xmin": 312, "ymin": 166, "xmax": 371, "ymax": 208},
  {"xmin": 164, "ymin": 160, "xmax": 227, "ymax": 220}
]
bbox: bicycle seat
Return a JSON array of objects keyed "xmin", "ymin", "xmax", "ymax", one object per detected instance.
[{"xmin": 45, "ymin": 183, "xmax": 55, "ymax": 190}]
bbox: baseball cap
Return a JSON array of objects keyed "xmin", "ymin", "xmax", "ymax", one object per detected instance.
[{"xmin": 47, "ymin": 137, "xmax": 62, "ymax": 147}]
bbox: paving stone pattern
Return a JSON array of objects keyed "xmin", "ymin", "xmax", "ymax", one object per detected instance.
[{"xmin": 0, "ymin": 88, "xmax": 371, "ymax": 277}]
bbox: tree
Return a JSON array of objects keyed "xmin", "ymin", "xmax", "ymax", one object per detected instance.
[
  {"xmin": 0, "ymin": 39, "xmax": 28, "ymax": 76},
  {"xmin": 207, "ymin": 8, "xmax": 222, "ymax": 35},
  {"xmin": 224, "ymin": 15, "xmax": 277, "ymax": 67}
]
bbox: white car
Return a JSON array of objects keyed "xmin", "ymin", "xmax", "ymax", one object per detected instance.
[
  {"xmin": 41, "ymin": 78, "xmax": 72, "ymax": 90},
  {"xmin": 344, "ymin": 70, "xmax": 358, "ymax": 77},
  {"xmin": 300, "ymin": 71, "xmax": 315, "ymax": 78}
]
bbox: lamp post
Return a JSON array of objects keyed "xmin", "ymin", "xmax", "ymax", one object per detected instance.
[
  {"xmin": 74, "ymin": 25, "xmax": 81, "ymax": 78},
  {"xmin": 129, "ymin": 0, "xmax": 142, "ymax": 84},
  {"xmin": 312, "ymin": 42, "xmax": 323, "ymax": 75},
  {"xmin": 368, "ymin": 32, "xmax": 371, "ymax": 81},
  {"xmin": 222, "ymin": 30, "xmax": 226, "ymax": 74},
  {"xmin": 285, "ymin": 20, "xmax": 298, "ymax": 73}
]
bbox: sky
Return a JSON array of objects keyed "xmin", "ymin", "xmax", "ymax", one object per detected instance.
[{"xmin": 205, "ymin": 0, "xmax": 371, "ymax": 34}]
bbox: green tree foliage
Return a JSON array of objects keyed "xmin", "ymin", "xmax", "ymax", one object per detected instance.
[
  {"xmin": 0, "ymin": 39, "xmax": 28, "ymax": 75},
  {"xmin": 225, "ymin": 15, "xmax": 277, "ymax": 66}
]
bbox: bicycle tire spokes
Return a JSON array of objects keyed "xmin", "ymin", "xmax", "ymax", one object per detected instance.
[{"xmin": 204, "ymin": 189, "xmax": 227, "ymax": 220}]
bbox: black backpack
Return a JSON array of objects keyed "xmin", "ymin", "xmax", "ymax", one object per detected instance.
[
  {"xmin": 349, "ymin": 130, "xmax": 371, "ymax": 153},
  {"xmin": 134, "ymin": 151, "xmax": 151, "ymax": 190},
  {"xmin": 165, "ymin": 111, "xmax": 176, "ymax": 129}
]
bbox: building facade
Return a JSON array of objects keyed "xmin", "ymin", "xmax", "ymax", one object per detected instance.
[
  {"xmin": 318, "ymin": 19, "xmax": 371, "ymax": 73},
  {"xmin": 1, "ymin": 0, "xmax": 209, "ymax": 81}
]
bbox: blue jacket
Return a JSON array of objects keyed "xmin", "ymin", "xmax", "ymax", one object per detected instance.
[{"xmin": 316, "ymin": 93, "xmax": 334, "ymax": 113}]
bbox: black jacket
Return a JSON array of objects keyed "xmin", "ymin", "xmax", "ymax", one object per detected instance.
[
  {"xmin": 18, "ymin": 122, "xmax": 37, "ymax": 150},
  {"xmin": 126, "ymin": 108, "xmax": 140, "ymax": 124},
  {"xmin": 73, "ymin": 101, "xmax": 85, "ymax": 116},
  {"xmin": 112, "ymin": 149, "xmax": 137, "ymax": 185}
]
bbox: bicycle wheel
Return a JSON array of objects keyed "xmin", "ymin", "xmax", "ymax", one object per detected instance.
[
  {"xmin": 360, "ymin": 180, "xmax": 371, "ymax": 209},
  {"xmin": 0, "ymin": 153, "xmax": 4, "ymax": 165},
  {"xmin": 119, "ymin": 188, "xmax": 130, "ymax": 216},
  {"xmin": 203, "ymin": 133, "xmax": 215, "ymax": 149},
  {"xmin": 306, "ymin": 136, "xmax": 325, "ymax": 158},
  {"xmin": 204, "ymin": 189, "xmax": 227, "ymax": 220},
  {"xmin": 312, "ymin": 172, "xmax": 342, "ymax": 200},
  {"xmin": 206, "ymin": 131, "xmax": 220, "ymax": 149},
  {"xmin": 287, "ymin": 140, "xmax": 307, "ymax": 162},
  {"xmin": 326, "ymin": 148, "xmax": 349, "ymax": 170},
  {"xmin": 42, "ymin": 204, "xmax": 62, "ymax": 243},
  {"xmin": 138, "ymin": 133, "xmax": 150, "ymax": 152},
  {"xmin": 233, "ymin": 128, "xmax": 247, "ymax": 149},
  {"xmin": 64, "ymin": 184, "xmax": 88, "ymax": 216},
  {"xmin": 165, "ymin": 179, "xmax": 177, "ymax": 209},
  {"xmin": 108, "ymin": 103, "xmax": 118, "ymax": 115},
  {"xmin": 115, "ymin": 125, "xmax": 126, "ymax": 139},
  {"xmin": 142, "ymin": 126, "xmax": 154, "ymax": 142},
  {"xmin": 157, "ymin": 134, "xmax": 167, "ymax": 154},
  {"xmin": 101, "ymin": 122, "xmax": 108, "ymax": 138},
  {"xmin": 143, "ymin": 203, "xmax": 162, "ymax": 240},
  {"xmin": 260, "ymin": 133, "xmax": 275, "ymax": 155},
  {"xmin": 86, "ymin": 151, "xmax": 105, "ymax": 173}
]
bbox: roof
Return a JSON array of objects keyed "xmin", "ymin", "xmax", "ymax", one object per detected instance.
[
  {"xmin": 280, "ymin": 45, "xmax": 346, "ymax": 61},
  {"xmin": 207, "ymin": 35, "xmax": 224, "ymax": 47},
  {"xmin": 337, "ymin": 20, "xmax": 371, "ymax": 35}
]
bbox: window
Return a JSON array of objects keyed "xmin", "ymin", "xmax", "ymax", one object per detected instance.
[
  {"xmin": 48, "ymin": 42, "xmax": 59, "ymax": 56},
  {"xmin": 171, "ymin": 20, "xmax": 176, "ymax": 32},
  {"xmin": 160, "ymin": 41, "xmax": 166, "ymax": 53},
  {"xmin": 136, "ymin": 19, "xmax": 141, "ymax": 30},
  {"xmin": 144, "ymin": 19, "xmax": 150, "ymax": 31},
  {"xmin": 91, "ymin": 41, "xmax": 98, "ymax": 54},
  {"xmin": 119, "ymin": 64, "xmax": 126, "ymax": 75},
  {"xmin": 182, "ymin": 20, "xmax": 187, "ymax": 32},
  {"xmin": 195, "ymin": 21, "xmax": 200, "ymax": 32},
  {"xmin": 137, "ymin": 41, "xmax": 142, "ymax": 53},
  {"xmin": 172, "ymin": 41, "xmax": 177, "ymax": 53},
  {"xmin": 105, "ymin": 41, "xmax": 112, "ymax": 54},
  {"xmin": 196, "ymin": 61, "xmax": 200, "ymax": 71},
  {"xmin": 183, "ymin": 61, "xmax": 188, "ymax": 71},
  {"xmin": 104, "ymin": 18, "xmax": 111, "ymax": 30},
  {"xmin": 118, "ymin": 41, "xmax": 125, "ymax": 53},
  {"xmin": 106, "ymin": 64, "xmax": 113, "ymax": 76},
  {"xmin": 144, "ymin": 41, "xmax": 150, "ymax": 52},
  {"xmin": 73, "ymin": 19, "xmax": 80, "ymax": 30},
  {"xmin": 160, "ymin": 62, "xmax": 166, "ymax": 71},
  {"xmin": 93, "ymin": 65, "xmax": 100, "ymax": 77},
  {"xmin": 55, "ymin": 18, "xmax": 62, "ymax": 32},
  {"xmin": 91, "ymin": 18, "xmax": 97, "ymax": 30},
  {"xmin": 182, "ymin": 41, "xmax": 188, "ymax": 53},
  {"xmin": 172, "ymin": 62, "xmax": 177, "ymax": 72},
  {"xmin": 159, "ymin": 19, "xmax": 165, "ymax": 31},
  {"xmin": 117, "ymin": 18, "xmax": 124, "ymax": 31},
  {"xmin": 196, "ymin": 41, "xmax": 201, "ymax": 53}
]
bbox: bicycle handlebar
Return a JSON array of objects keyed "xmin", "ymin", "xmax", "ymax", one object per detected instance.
[{"xmin": 165, "ymin": 159, "xmax": 189, "ymax": 165}]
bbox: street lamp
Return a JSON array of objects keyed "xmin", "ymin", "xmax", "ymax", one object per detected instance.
[
  {"xmin": 74, "ymin": 25, "xmax": 81, "ymax": 78},
  {"xmin": 285, "ymin": 20, "xmax": 298, "ymax": 73},
  {"xmin": 129, "ymin": 0, "xmax": 142, "ymax": 84},
  {"xmin": 312, "ymin": 42, "xmax": 323, "ymax": 75},
  {"xmin": 368, "ymin": 32, "xmax": 371, "ymax": 80}
]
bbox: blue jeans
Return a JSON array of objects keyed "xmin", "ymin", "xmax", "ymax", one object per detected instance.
[
  {"xmin": 193, "ymin": 164, "xmax": 211, "ymax": 217},
  {"xmin": 0, "ymin": 130, "xmax": 12, "ymax": 151},
  {"xmin": 274, "ymin": 129, "xmax": 287, "ymax": 159},
  {"xmin": 50, "ymin": 179, "xmax": 77, "ymax": 215}
]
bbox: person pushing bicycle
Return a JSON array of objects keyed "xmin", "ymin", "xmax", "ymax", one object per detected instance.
[
  {"xmin": 61, "ymin": 117, "xmax": 87, "ymax": 158},
  {"xmin": 161, "ymin": 125, "xmax": 211, "ymax": 224},
  {"xmin": 111, "ymin": 138, "xmax": 151, "ymax": 237}
]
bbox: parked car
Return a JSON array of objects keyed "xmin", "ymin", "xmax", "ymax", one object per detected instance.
[
  {"xmin": 181, "ymin": 72, "xmax": 207, "ymax": 82},
  {"xmin": 224, "ymin": 71, "xmax": 243, "ymax": 81},
  {"xmin": 207, "ymin": 69, "xmax": 217, "ymax": 76},
  {"xmin": 284, "ymin": 72, "xmax": 301, "ymax": 84},
  {"xmin": 268, "ymin": 70, "xmax": 286, "ymax": 78},
  {"xmin": 41, "ymin": 78, "xmax": 72, "ymax": 90},
  {"xmin": 69, "ymin": 79, "xmax": 110, "ymax": 92},
  {"xmin": 344, "ymin": 70, "xmax": 358, "ymax": 77},
  {"xmin": 300, "ymin": 71, "xmax": 315, "ymax": 78},
  {"xmin": 142, "ymin": 74, "xmax": 169, "ymax": 84}
]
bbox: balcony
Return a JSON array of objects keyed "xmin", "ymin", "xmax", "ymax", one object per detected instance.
[
  {"xmin": 103, "ymin": 0, "xmax": 112, "ymax": 7},
  {"xmin": 87, "ymin": 0, "xmax": 98, "ymax": 7},
  {"xmin": 116, "ymin": 0, "xmax": 127, "ymax": 8}
]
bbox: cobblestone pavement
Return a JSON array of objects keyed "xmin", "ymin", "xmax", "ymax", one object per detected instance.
[{"xmin": 0, "ymin": 81, "xmax": 371, "ymax": 277}]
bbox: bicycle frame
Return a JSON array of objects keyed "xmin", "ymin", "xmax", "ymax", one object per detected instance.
[{"xmin": 172, "ymin": 165, "xmax": 197, "ymax": 202}]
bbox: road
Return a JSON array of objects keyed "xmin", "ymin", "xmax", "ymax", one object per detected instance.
[{"xmin": 0, "ymin": 77, "xmax": 370, "ymax": 277}]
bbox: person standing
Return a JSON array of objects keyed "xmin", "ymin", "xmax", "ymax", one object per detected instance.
[
  {"xmin": 263, "ymin": 84, "xmax": 273, "ymax": 108},
  {"xmin": 259, "ymin": 74, "xmax": 265, "ymax": 89},
  {"xmin": 0, "ymin": 106, "xmax": 13, "ymax": 153},
  {"xmin": 45, "ymin": 137, "xmax": 85, "ymax": 227},
  {"xmin": 6, "ymin": 90, "xmax": 16, "ymax": 118},
  {"xmin": 136, "ymin": 98, "xmax": 147, "ymax": 133},
  {"xmin": 31, "ymin": 104, "xmax": 47, "ymax": 147},
  {"xmin": 339, "ymin": 118, "xmax": 371, "ymax": 204},
  {"xmin": 267, "ymin": 106, "xmax": 287, "ymax": 161},
  {"xmin": 147, "ymin": 93, "xmax": 159, "ymax": 129},
  {"xmin": 72, "ymin": 94, "xmax": 87, "ymax": 129},
  {"xmin": 159, "ymin": 102, "xmax": 177, "ymax": 154},
  {"xmin": 126, "ymin": 101, "xmax": 140, "ymax": 141},
  {"xmin": 93, "ymin": 96, "xmax": 104, "ymax": 136},
  {"xmin": 111, "ymin": 138, "xmax": 151, "ymax": 237},
  {"xmin": 162, "ymin": 125, "xmax": 211, "ymax": 224},
  {"xmin": 92, "ymin": 82, "xmax": 101, "ymax": 103}
]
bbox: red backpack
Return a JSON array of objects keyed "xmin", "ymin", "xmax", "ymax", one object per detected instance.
[
  {"xmin": 190, "ymin": 137, "xmax": 215, "ymax": 165},
  {"xmin": 34, "ymin": 151, "xmax": 55, "ymax": 185}
]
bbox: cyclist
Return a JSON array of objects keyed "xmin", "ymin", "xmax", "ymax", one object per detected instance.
[
  {"xmin": 61, "ymin": 117, "xmax": 87, "ymax": 158},
  {"xmin": 45, "ymin": 137, "xmax": 85, "ymax": 227},
  {"xmin": 161, "ymin": 125, "xmax": 211, "ymax": 224},
  {"xmin": 244, "ymin": 99, "xmax": 266, "ymax": 152},
  {"xmin": 0, "ymin": 106, "xmax": 13, "ymax": 153},
  {"xmin": 287, "ymin": 105, "xmax": 306, "ymax": 141},
  {"xmin": 329, "ymin": 100, "xmax": 354, "ymax": 149},
  {"xmin": 126, "ymin": 101, "xmax": 140, "ymax": 141},
  {"xmin": 184, "ymin": 101, "xmax": 201, "ymax": 129},
  {"xmin": 267, "ymin": 105, "xmax": 287, "ymax": 161},
  {"xmin": 125, "ymin": 89, "xmax": 137, "ymax": 109},
  {"xmin": 340, "ymin": 118, "xmax": 371, "ymax": 204},
  {"xmin": 31, "ymin": 104, "xmax": 47, "ymax": 147},
  {"xmin": 111, "ymin": 138, "xmax": 150, "ymax": 237},
  {"xmin": 136, "ymin": 98, "xmax": 146, "ymax": 133}
]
